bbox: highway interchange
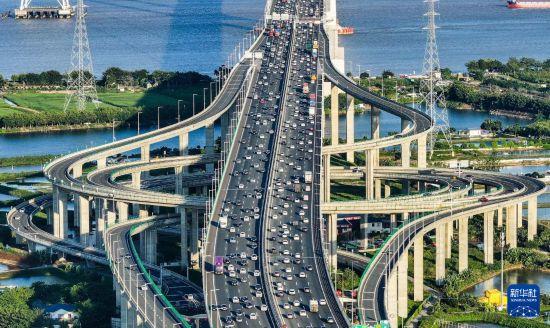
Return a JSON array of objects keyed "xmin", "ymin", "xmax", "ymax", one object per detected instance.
[{"xmin": 5, "ymin": 0, "xmax": 547, "ymax": 327}]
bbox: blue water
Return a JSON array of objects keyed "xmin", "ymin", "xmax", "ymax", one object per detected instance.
[
  {"xmin": 0, "ymin": 275, "xmax": 67, "ymax": 287},
  {"xmin": 1, "ymin": 0, "xmax": 549, "ymax": 77}
]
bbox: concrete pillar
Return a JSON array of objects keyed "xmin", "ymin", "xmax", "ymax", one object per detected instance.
[
  {"xmin": 117, "ymin": 202, "xmax": 128, "ymax": 223},
  {"xmin": 95, "ymin": 198, "xmax": 105, "ymax": 247},
  {"xmin": 458, "ymin": 216, "xmax": 469, "ymax": 273},
  {"xmin": 413, "ymin": 236, "xmax": 424, "ymax": 301},
  {"xmin": 330, "ymin": 85, "xmax": 339, "ymax": 145},
  {"xmin": 417, "ymin": 135, "xmax": 427, "ymax": 169},
  {"xmin": 131, "ymin": 172, "xmax": 141, "ymax": 189},
  {"xmin": 114, "ymin": 281, "xmax": 121, "ymax": 307},
  {"xmin": 385, "ymin": 268, "xmax": 398, "ymax": 328},
  {"xmin": 360, "ymin": 215, "xmax": 368, "ymax": 249},
  {"xmin": 180, "ymin": 208, "xmax": 188, "ymax": 268},
  {"xmin": 402, "ymin": 212, "xmax": 409, "ymax": 221},
  {"xmin": 384, "ymin": 184, "xmax": 391, "ymax": 198},
  {"xmin": 120, "ymin": 292, "xmax": 131, "ymax": 328},
  {"xmin": 221, "ymin": 111, "xmax": 229, "ymax": 146},
  {"xmin": 445, "ymin": 221, "xmax": 452, "ymax": 259},
  {"xmin": 397, "ymin": 250, "xmax": 408, "ymax": 318},
  {"xmin": 401, "ymin": 141, "xmax": 411, "ymax": 168},
  {"xmin": 179, "ymin": 131, "xmax": 189, "ymax": 156},
  {"xmin": 402, "ymin": 180, "xmax": 410, "ymax": 195},
  {"xmin": 328, "ymin": 213, "xmax": 337, "ymax": 270},
  {"xmin": 346, "ymin": 95, "xmax": 355, "ymax": 162},
  {"xmin": 435, "ymin": 225, "xmax": 445, "ymax": 285},
  {"xmin": 371, "ymin": 106, "xmax": 380, "ymax": 165},
  {"xmin": 322, "ymin": 154, "xmax": 331, "ymax": 202},
  {"xmin": 484, "ymin": 211, "xmax": 494, "ymax": 265},
  {"xmin": 76, "ymin": 195, "xmax": 90, "ymax": 245},
  {"xmin": 175, "ymin": 166, "xmax": 184, "ymax": 195},
  {"xmin": 97, "ymin": 157, "xmax": 107, "ymax": 169},
  {"xmin": 506, "ymin": 205, "xmax": 517, "ymax": 249},
  {"xmin": 141, "ymin": 144, "xmax": 150, "ymax": 162},
  {"xmin": 527, "ymin": 197, "xmax": 537, "ymax": 241},
  {"xmin": 365, "ymin": 149, "xmax": 374, "ymax": 200},
  {"xmin": 72, "ymin": 165, "xmax": 82, "ymax": 178},
  {"xmin": 374, "ymin": 179, "xmax": 382, "ymax": 200},
  {"xmin": 53, "ymin": 187, "xmax": 68, "ymax": 239},
  {"xmin": 517, "ymin": 201, "xmax": 523, "ymax": 228},
  {"xmin": 147, "ymin": 229, "xmax": 157, "ymax": 265},
  {"xmin": 106, "ymin": 208, "xmax": 116, "ymax": 228},
  {"xmin": 205, "ymin": 124, "xmax": 215, "ymax": 172},
  {"xmin": 497, "ymin": 207, "xmax": 503, "ymax": 227},
  {"xmin": 190, "ymin": 209, "xmax": 199, "ymax": 269}
]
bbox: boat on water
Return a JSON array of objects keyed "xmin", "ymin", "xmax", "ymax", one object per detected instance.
[
  {"xmin": 337, "ymin": 26, "xmax": 354, "ymax": 35},
  {"xmin": 507, "ymin": 0, "xmax": 550, "ymax": 9}
]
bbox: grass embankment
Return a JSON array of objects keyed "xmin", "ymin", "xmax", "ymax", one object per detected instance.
[{"xmin": 0, "ymin": 155, "xmax": 54, "ymax": 168}]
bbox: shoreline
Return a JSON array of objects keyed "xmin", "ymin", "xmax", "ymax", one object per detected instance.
[{"xmin": 0, "ymin": 122, "xmax": 122, "ymax": 135}]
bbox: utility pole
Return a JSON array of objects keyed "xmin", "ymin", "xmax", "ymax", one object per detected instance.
[
  {"xmin": 177, "ymin": 100, "xmax": 182, "ymax": 122},
  {"xmin": 420, "ymin": 0, "xmax": 453, "ymax": 158},
  {"xmin": 64, "ymin": 0, "xmax": 98, "ymax": 111}
]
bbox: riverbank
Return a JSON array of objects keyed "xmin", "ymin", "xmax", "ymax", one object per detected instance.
[{"xmin": 0, "ymin": 122, "xmax": 120, "ymax": 135}]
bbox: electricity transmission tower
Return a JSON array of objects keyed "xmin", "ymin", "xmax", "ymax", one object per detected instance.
[
  {"xmin": 419, "ymin": 0, "xmax": 453, "ymax": 158},
  {"xmin": 64, "ymin": 0, "xmax": 98, "ymax": 111}
]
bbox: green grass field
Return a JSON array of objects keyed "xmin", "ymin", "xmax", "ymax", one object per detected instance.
[
  {"xmin": 0, "ymin": 101, "xmax": 24, "ymax": 117},
  {"xmin": 4, "ymin": 91, "xmax": 118, "ymax": 112}
]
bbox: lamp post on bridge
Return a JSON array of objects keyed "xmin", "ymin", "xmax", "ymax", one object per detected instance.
[
  {"xmin": 157, "ymin": 106, "xmax": 162, "ymax": 130},
  {"xmin": 177, "ymin": 100, "xmax": 182, "ymax": 122},
  {"xmin": 210, "ymin": 82, "xmax": 216, "ymax": 103},
  {"xmin": 192, "ymin": 94, "xmax": 198, "ymax": 116},
  {"xmin": 137, "ymin": 111, "xmax": 142, "ymax": 135},
  {"xmin": 203, "ymin": 88, "xmax": 208, "ymax": 110}
]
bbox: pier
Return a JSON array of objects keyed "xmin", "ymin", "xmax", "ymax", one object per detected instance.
[{"xmin": 15, "ymin": 0, "xmax": 73, "ymax": 19}]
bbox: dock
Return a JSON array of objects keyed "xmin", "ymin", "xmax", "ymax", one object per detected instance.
[{"xmin": 15, "ymin": 6, "xmax": 73, "ymax": 19}]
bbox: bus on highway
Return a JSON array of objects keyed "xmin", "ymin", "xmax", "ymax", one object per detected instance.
[{"xmin": 214, "ymin": 256, "xmax": 224, "ymax": 274}]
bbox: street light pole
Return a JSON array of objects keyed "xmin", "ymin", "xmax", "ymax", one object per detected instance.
[
  {"xmin": 203, "ymin": 87, "xmax": 208, "ymax": 110},
  {"xmin": 157, "ymin": 106, "xmax": 162, "ymax": 130},
  {"xmin": 192, "ymin": 94, "xmax": 198, "ymax": 116},
  {"xmin": 177, "ymin": 100, "xmax": 182, "ymax": 122},
  {"xmin": 137, "ymin": 111, "xmax": 141, "ymax": 135},
  {"xmin": 500, "ymin": 230, "xmax": 505, "ymax": 310}
]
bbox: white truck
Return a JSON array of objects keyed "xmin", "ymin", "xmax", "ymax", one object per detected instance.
[
  {"xmin": 309, "ymin": 299, "xmax": 319, "ymax": 313},
  {"xmin": 219, "ymin": 216, "xmax": 228, "ymax": 229},
  {"xmin": 304, "ymin": 171, "xmax": 313, "ymax": 183}
]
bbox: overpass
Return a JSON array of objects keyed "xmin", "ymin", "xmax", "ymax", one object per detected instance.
[{"xmin": 6, "ymin": 0, "xmax": 546, "ymax": 327}]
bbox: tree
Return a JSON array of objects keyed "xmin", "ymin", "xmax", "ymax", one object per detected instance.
[
  {"xmin": 359, "ymin": 71, "xmax": 370, "ymax": 79},
  {"xmin": 480, "ymin": 119, "xmax": 502, "ymax": 133},
  {"xmin": 381, "ymin": 70, "xmax": 394, "ymax": 79},
  {"xmin": 441, "ymin": 67, "xmax": 453, "ymax": 80}
]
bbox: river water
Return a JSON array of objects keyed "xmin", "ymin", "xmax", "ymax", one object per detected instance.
[
  {"xmin": 0, "ymin": 0, "xmax": 549, "ymax": 77},
  {"xmin": 465, "ymin": 269, "xmax": 549, "ymax": 297}
]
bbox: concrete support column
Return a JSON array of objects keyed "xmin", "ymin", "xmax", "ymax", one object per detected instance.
[
  {"xmin": 360, "ymin": 215, "xmax": 368, "ymax": 249},
  {"xmin": 385, "ymin": 268, "xmax": 398, "ymax": 328},
  {"xmin": 72, "ymin": 165, "xmax": 83, "ymax": 178},
  {"xmin": 120, "ymin": 292, "xmax": 131, "ymax": 328},
  {"xmin": 205, "ymin": 124, "xmax": 215, "ymax": 172},
  {"xmin": 402, "ymin": 180, "xmax": 410, "ymax": 195},
  {"xmin": 190, "ymin": 209, "xmax": 199, "ymax": 269},
  {"xmin": 221, "ymin": 111, "xmax": 229, "ymax": 145},
  {"xmin": 114, "ymin": 281, "xmax": 121, "ymax": 307},
  {"xmin": 458, "ymin": 216, "xmax": 469, "ymax": 273},
  {"xmin": 384, "ymin": 184, "xmax": 391, "ymax": 198},
  {"xmin": 328, "ymin": 213, "xmax": 337, "ymax": 270},
  {"xmin": 131, "ymin": 172, "xmax": 141, "ymax": 189},
  {"xmin": 417, "ymin": 135, "xmax": 427, "ymax": 169},
  {"xmin": 106, "ymin": 207, "xmax": 116, "ymax": 228},
  {"xmin": 402, "ymin": 212, "xmax": 409, "ymax": 221},
  {"xmin": 497, "ymin": 207, "xmax": 503, "ymax": 227},
  {"xmin": 95, "ymin": 198, "xmax": 105, "ymax": 247},
  {"xmin": 146, "ymin": 229, "xmax": 157, "ymax": 265},
  {"xmin": 322, "ymin": 154, "xmax": 331, "ymax": 202},
  {"xmin": 140, "ymin": 144, "xmax": 150, "ymax": 162},
  {"xmin": 484, "ymin": 211, "xmax": 494, "ymax": 265},
  {"xmin": 527, "ymin": 197, "xmax": 537, "ymax": 241},
  {"xmin": 374, "ymin": 179, "xmax": 382, "ymax": 200},
  {"xmin": 330, "ymin": 85, "xmax": 339, "ymax": 145},
  {"xmin": 179, "ymin": 131, "xmax": 189, "ymax": 156},
  {"xmin": 371, "ymin": 106, "xmax": 380, "ymax": 164},
  {"xmin": 506, "ymin": 205, "xmax": 517, "ymax": 249},
  {"xmin": 180, "ymin": 208, "xmax": 188, "ymax": 269},
  {"xmin": 364, "ymin": 149, "xmax": 374, "ymax": 200},
  {"xmin": 53, "ymin": 186, "xmax": 68, "ymax": 239},
  {"xmin": 401, "ymin": 141, "xmax": 411, "ymax": 168},
  {"xmin": 445, "ymin": 221, "xmax": 452, "ymax": 259},
  {"xmin": 138, "ymin": 205, "xmax": 148, "ymax": 219},
  {"xmin": 435, "ymin": 225, "xmax": 446, "ymax": 285},
  {"xmin": 117, "ymin": 202, "xmax": 128, "ymax": 223},
  {"xmin": 413, "ymin": 236, "xmax": 424, "ymax": 301},
  {"xmin": 76, "ymin": 195, "xmax": 90, "ymax": 245},
  {"xmin": 397, "ymin": 250, "xmax": 408, "ymax": 318},
  {"xmin": 517, "ymin": 201, "xmax": 523, "ymax": 228},
  {"xmin": 346, "ymin": 95, "xmax": 355, "ymax": 162},
  {"xmin": 97, "ymin": 157, "xmax": 107, "ymax": 169},
  {"xmin": 175, "ymin": 166, "xmax": 184, "ymax": 195}
]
